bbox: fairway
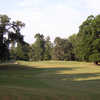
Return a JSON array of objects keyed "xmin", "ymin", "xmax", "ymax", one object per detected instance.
[{"xmin": 0, "ymin": 61, "xmax": 100, "ymax": 100}]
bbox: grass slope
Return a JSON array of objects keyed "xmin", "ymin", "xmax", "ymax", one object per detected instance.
[{"xmin": 0, "ymin": 61, "xmax": 100, "ymax": 100}]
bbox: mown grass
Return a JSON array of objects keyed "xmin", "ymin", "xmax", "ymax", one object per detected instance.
[{"xmin": 0, "ymin": 61, "xmax": 100, "ymax": 100}]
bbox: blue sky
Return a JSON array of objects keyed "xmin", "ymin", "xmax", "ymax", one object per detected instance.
[{"xmin": 0, "ymin": 0, "xmax": 100, "ymax": 43}]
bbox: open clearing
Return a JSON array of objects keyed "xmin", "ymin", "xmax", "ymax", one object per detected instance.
[{"xmin": 0, "ymin": 61, "xmax": 100, "ymax": 100}]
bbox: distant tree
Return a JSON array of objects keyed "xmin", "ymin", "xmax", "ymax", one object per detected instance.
[
  {"xmin": 28, "ymin": 44, "xmax": 35, "ymax": 61},
  {"xmin": 68, "ymin": 34, "xmax": 79, "ymax": 61},
  {"xmin": 32, "ymin": 33, "xmax": 45, "ymax": 61},
  {"xmin": 52, "ymin": 37, "xmax": 73, "ymax": 61},
  {"xmin": 44, "ymin": 36, "xmax": 52, "ymax": 60},
  {"xmin": 15, "ymin": 42, "xmax": 30, "ymax": 61}
]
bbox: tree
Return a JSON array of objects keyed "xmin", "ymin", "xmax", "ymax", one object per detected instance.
[
  {"xmin": 52, "ymin": 37, "xmax": 73, "ymax": 61},
  {"xmin": 32, "ymin": 33, "xmax": 45, "ymax": 61},
  {"xmin": 28, "ymin": 44, "xmax": 35, "ymax": 61},
  {"xmin": 0, "ymin": 15, "xmax": 10, "ymax": 62},
  {"xmin": 10, "ymin": 42, "xmax": 17, "ymax": 60},
  {"xmin": 44, "ymin": 36, "xmax": 52, "ymax": 60},
  {"xmin": 77, "ymin": 15, "xmax": 100, "ymax": 64},
  {"xmin": 68, "ymin": 34, "xmax": 79, "ymax": 61},
  {"xmin": 0, "ymin": 14, "xmax": 25, "ymax": 62},
  {"xmin": 15, "ymin": 42, "xmax": 30, "ymax": 61}
]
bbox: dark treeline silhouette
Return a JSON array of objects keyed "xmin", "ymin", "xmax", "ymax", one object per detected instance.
[{"xmin": 1, "ymin": 14, "xmax": 100, "ymax": 64}]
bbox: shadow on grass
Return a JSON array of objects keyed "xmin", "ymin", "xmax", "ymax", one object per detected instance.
[
  {"xmin": 0, "ymin": 64, "xmax": 100, "ymax": 100},
  {"xmin": 0, "ymin": 64, "xmax": 35, "ymax": 70},
  {"xmin": 0, "ymin": 63, "xmax": 79, "ymax": 72},
  {"xmin": 0, "ymin": 63, "xmax": 100, "ymax": 82}
]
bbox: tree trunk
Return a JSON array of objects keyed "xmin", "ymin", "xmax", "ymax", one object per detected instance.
[{"xmin": 94, "ymin": 61, "xmax": 98, "ymax": 65}]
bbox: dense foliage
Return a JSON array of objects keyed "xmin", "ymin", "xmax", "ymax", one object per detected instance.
[
  {"xmin": 1, "ymin": 14, "xmax": 100, "ymax": 64},
  {"xmin": 52, "ymin": 37, "xmax": 74, "ymax": 60},
  {"xmin": 0, "ymin": 14, "xmax": 25, "ymax": 62},
  {"xmin": 76, "ymin": 15, "xmax": 100, "ymax": 64}
]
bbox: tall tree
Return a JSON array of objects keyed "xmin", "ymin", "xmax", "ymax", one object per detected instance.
[
  {"xmin": 68, "ymin": 34, "xmax": 79, "ymax": 61},
  {"xmin": 33, "ymin": 33, "xmax": 45, "ymax": 61},
  {"xmin": 0, "ymin": 14, "xmax": 25, "ymax": 62},
  {"xmin": 28, "ymin": 44, "xmax": 35, "ymax": 61},
  {"xmin": 77, "ymin": 15, "xmax": 100, "ymax": 64},
  {"xmin": 44, "ymin": 36, "xmax": 52, "ymax": 60},
  {"xmin": 0, "ymin": 15, "xmax": 10, "ymax": 61}
]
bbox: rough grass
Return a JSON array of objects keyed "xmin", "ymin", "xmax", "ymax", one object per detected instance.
[{"xmin": 0, "ymin": 61, "xmax": 100, "ymax": 100}]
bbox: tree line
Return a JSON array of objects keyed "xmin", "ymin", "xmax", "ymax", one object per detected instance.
[{"xmin": 1, "ymin": 14, "xmax": 100, "ymax": 64}]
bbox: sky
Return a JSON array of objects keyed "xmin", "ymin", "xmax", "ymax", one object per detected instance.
[{"xmin": 0, "ymin": 0, "xmax": 100, "ymax": 43}]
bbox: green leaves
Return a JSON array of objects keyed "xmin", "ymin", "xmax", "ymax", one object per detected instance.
[
  {"xmin": 76, "ymin": 14, "xmax": 100, "ymax": 63},
  {"xmin": 53, "ymin": 37, "xmax": 73, "ymax": 61},
  {"xmin": 89, "ymin": 53, "xmax": 100, "ymax": 62},
  {"xmin": 0, "ymin": 14, "xmax": 25, "ymax": 62}
]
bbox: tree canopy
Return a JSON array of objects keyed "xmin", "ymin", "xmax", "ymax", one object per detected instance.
[
  {"xmin": 76, "ymin": 15, "xmax": 100, "ymax": 64},
  {"xmin": 0, "ymin": 14, "xmax": 25, "ymax": 62},
  {"xmin": 1, "ymin": 14, "xmax": 100, "ymax": 65}
]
